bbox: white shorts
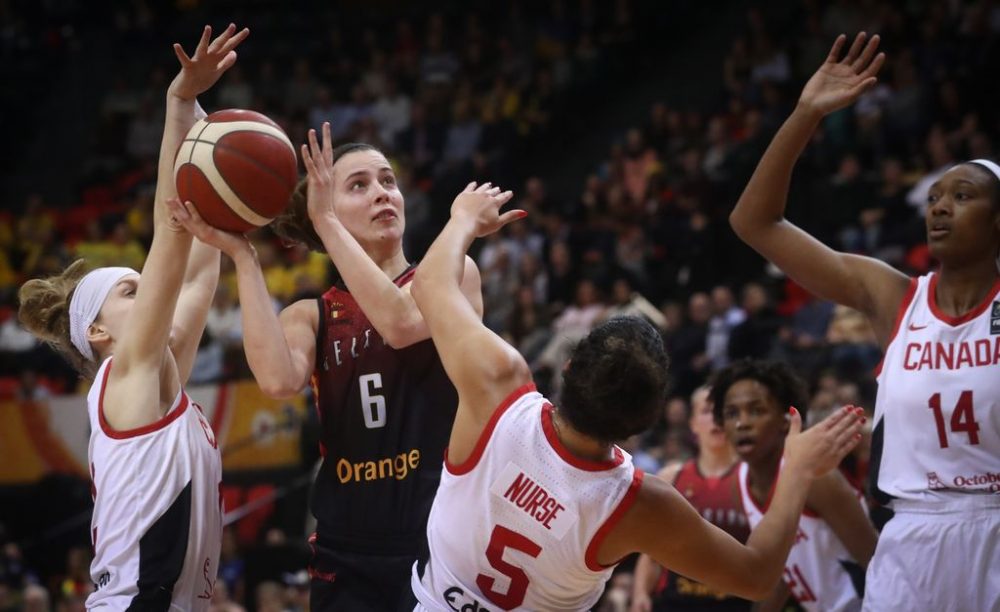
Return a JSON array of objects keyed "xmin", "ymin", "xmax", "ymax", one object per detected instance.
[{"xmin": 863, "ymin": 496, "xmax": 1000, "ymax": 612}]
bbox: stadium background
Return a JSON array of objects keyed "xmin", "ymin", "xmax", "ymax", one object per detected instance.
[{"xmin": 1, "ymin": 0, "xmax": 998, "ymax": 609}]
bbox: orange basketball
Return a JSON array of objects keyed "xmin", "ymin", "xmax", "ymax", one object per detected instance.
[{"xmin": 174, "ymin": 109, "xmax": 298, "ymax": 233}]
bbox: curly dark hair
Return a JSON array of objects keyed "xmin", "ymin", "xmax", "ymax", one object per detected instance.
[
  {"xmin": 271, "ymin": 142, "xmax": 378, "ymax": 252},
  {"xmin": 559, "ymin": 316, "xmax": 670, "ymax": 444},
  {"xmin": 709, "ymin": 359, "xmax": 809, "ymax": 425}
]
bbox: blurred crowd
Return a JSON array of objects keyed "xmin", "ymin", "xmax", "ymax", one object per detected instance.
[{"xmin": 3, "ymin": 0, "xmax": 1000, "ymax": 609}]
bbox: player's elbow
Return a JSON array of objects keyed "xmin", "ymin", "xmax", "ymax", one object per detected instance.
[
  {"xmin": 257, "ymin": 376, "xmax": 305, "ymax": 399},
  {"xmin": 382, "ymin": 322, "xmax": 422, "ymax": 350}
]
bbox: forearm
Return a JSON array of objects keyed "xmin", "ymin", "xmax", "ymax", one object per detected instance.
[
  {"xmin": 412, "ymin": 215, "xmax": 476, "ymax": 309},
  {"xmin": 314, "ymin": 215, "xmax": 426, "ymax": 346},
  {"xmin": 743, "ymin": 465, "xmax": 812, "ymax": 591},
  {"xmin": 171, "ymin": 239, "xmax": 221, "ymax": 381},
  {"xmin": 730, "ymin": 105, "xmax": 822, "ymax": 232},
  {"xmin": 232, "ymin": 248, "xmax": 304, "ymax": 395},
  {"xmin": 154, "ymin": 90, "xmax": 200, "ymax": 226},
  {"xmin": 632, "ymin": 553, "xmax": 661, "ymax": 600}
]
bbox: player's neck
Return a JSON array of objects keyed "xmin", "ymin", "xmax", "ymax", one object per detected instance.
[
  {"xmin": 747, "ymin": 447, "xmax": 783, "ymax": 502},
  {"xmin": 550, "ymin": 410, "xmax": 616, "ymax": 463},
  {"xmin": 698, "ymin": 447, "xmax": 736, "ymax": 477},
  {"xmin": 370, "ymin": 248, "xmax": 409, "ymax": 280},
  {"xmin": 934, "ymin": 262, "xmax": 1000, "ymax": 316}
]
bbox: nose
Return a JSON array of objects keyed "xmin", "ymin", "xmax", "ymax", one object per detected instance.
[{"xmin": 371, "ymin": 180, "xmax": 390, "ymax": 203}]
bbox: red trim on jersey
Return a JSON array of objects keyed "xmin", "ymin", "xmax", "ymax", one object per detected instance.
[
  {"xmin": 927, "ymin": 272, "xmax": 1000, "ymax": 326},
  {"xmin": 584, "ymin": 469, "xmax": 644, "ymax": 571},
  {"xmin": 98, "ymin": 359, "xmax": 190, "ymax": 439},
  {"xmin": 444, "ymin": 383, "xmax": 537, "ymax": 475},
  {"xmin": 209, "ymin": 382, "xmax": 229, "ymax": 436},
  {"xmin": 873, "ymin": 276, "xmax": 919, "ymax": 378},
  {"xmin": 541, "ymin": 405, "xmax": 625, "ymax": 471},
  {"xmin": 394, "ymin": 265, "xmax": 417, "ymax": 287},
  {"xmin": 743, "ymin": 463, "xmax": 820, "ymax": 518},
  {"xmin": 306, "ymin": 532, "xmax": 337, "ymax": 583}
]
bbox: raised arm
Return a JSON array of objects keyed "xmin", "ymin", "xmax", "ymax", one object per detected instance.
[
  {"xmin": 609, "ymin": 406, "xmax": 865, "ymax": 601},
  {"xmin": 106, "ymin": 25, "xmax": 248, "ymax": 426},
  {"xmin": 303, "ymin": 123, "xmax": 482, "ymax": 349},
  {"xmin": 410, "ymin": 182, "xmax": 530, "ymax": 463},
  {"xmin": 728, "ymin": 33, "xmax": 909, "ymax": 345}
]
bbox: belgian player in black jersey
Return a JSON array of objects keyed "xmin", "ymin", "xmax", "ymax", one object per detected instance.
[{"xmin": 173, "ymin": 122, "xmax": 485, "ymax": 610}]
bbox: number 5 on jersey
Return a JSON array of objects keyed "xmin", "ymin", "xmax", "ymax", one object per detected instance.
[{"xmin": 360, "ymin": 373, "xmax": 386, "ymax": 428}]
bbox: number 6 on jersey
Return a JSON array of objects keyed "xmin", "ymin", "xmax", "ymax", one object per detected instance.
[{"xmin": 360, "ymin": 373, "xmax": 387, "ymax": 428}]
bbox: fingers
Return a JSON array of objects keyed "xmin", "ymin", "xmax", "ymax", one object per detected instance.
[
  {"xmin": 218, "ymin": 27, "xmax": 250, "ymax": 56},
  {"xmin": 300, "ymin": 143, "xmax": 316, "ymax": 174},
  {"xmin": 207, "ymin": 23, "xmax": 235, "ymax": 55},
  {"xmin": 825, "ymin": 34, "xmax": 847, "ymax": 64},
  {"xmin": 787, "ymin": 406, "xmax": 802, "ymax": 436},
  {"xmin": 861, "ymin": 52, "xmax": 886, "ymax": 80},
  {"xmin": 195, "ymin": 25, "xmax": 212, "ymax": 57},
  {"xmin": 173, "ymin": 43, "xmax": 193, "ymax": 67},
  {"xmin": 307, "ymin": 128, "xmax": 322, "ymax": 166},
  {"xmin": 852, "ymin": 33, "xmax": 880, "ymax": 72},
  {"xmin": 321, "ymin": 122, "xmax": 333, "ymax": 165},
  {"xmin": 843, "ymin": 32, "xmax": 867, "ymax": 65},
  {"xmin": 497, "ymin": 208, "xmax": 528, "ymax": 227},
  {"xmin": 495, "ymin": 189, "xmax": 514, "ymax": 205},
  {"xmin": 216, "ymin": 50, "xmax": 238, "ymax": 73},
  {"xmin": 463, "ymin": 182, "xmax": 477, "ymax": 193}
]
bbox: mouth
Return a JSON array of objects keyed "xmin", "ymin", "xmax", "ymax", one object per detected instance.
[
  {"xmin": 928, "ymin": 224, "xmax": 950, "ymax": 240},
  {"xmin": 733, "ymin": 436, "xmax": 755, "ymax": 456},
  {"xmin": 372, "ymin": 209, "xmax": 398, "ymax": 223}
]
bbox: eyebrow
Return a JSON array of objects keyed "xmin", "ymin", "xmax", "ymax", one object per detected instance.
[{"xmin": 343, "ymin": 166, "xmax": 394, "ymax": 182}]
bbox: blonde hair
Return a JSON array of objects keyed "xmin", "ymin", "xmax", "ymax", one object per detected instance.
[{"xmin": 18, "ymin": 259, "xmax": 97, "ymax": 379}]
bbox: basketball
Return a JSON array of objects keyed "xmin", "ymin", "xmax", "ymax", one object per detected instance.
[{"xmin": 174, "ymin": 109, "xmax": 298, "ymax": 233}]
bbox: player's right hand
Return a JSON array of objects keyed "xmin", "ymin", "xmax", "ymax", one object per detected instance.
[
  {"xmin": 170, "ymin": 24, "xmax": 250, "ymax": 101},
  {"xmin": 166, "ymin": 197, "xmax": 253, "ymax": 259},
  {"xmin": 782, "ymin": 405, "xmax": 865, "ymax": 480},
  {"xmin": 450, "ymin": 181, "xmax": 522, "ymax": 238},
  {"xmin": 797, "ymin": 32, "xmax": 884, "ymax": 117}
]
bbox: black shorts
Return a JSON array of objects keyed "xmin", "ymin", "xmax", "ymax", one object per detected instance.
[{"xmin": 308, "ymin": 537, "xmax": 422, "ymax": 612}]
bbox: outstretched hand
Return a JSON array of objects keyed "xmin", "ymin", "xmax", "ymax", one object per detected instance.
[
  {"xmin": 799, "ymin": 32, "xmax": 885, "ymax": 117},
  {"xmin": 170, "ymin": 24, "xmax": 250, "ymax": 101},
  {"xmin": 300, "ymin": 122, "xmax": 337, "ymax": 224},
  {"xmin": 783, "ymin": 405, "xmax": 865, "ymax": 480},
  {"xmin": 165, "ymin": 197, "xmax": 253, "ymax": 258},
  {"xmin": 451, "ymin": 182, "xmax": 523, "ymax": 238}
]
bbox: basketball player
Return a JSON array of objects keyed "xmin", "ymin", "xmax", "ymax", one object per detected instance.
[
  {"xmin": 712, "ymin": 359, "xmax": 876, "ymax": 611},
  {"xmin": 729, "ymin": 32, "xmax": 1000, "ymax": 611},
  {"xmin": 17, "ymin": 24, "xmax": 248, "ymax": 609},
  {"xmin": 631, "ymin": 386, "xmax": 751, "ymax": 612},
  {"xmin": 406, "ymin": 184, "xmax": 866, "ymax": 611},
  {"xmin": 170, "ymin": 122, "xmax": 483, "ymax": 610}
]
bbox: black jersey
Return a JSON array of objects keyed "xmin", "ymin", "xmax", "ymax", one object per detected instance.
[{"xmin": 310, "ymin": 265, "xmax": 458, "ymax": 556}]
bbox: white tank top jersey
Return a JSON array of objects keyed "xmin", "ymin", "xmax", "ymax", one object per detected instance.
[
  {"xmin": 873, "ymin": 272, "xmax": 1000, "ymax": 504},
  {"xmin": 738, "ymin": 463, "xmax": 864, "ymax": 612},
  {"xmin": 86, "ymin": 357, "xmax": 223, "ymax": 611},
  {"xmin": 412, "ymin": 383, "xmax": 643, "ymax": 611}
]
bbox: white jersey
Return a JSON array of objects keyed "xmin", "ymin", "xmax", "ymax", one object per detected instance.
[
  {"xmin": 412, "ymin": 384, "xmax": 642, "ymax": 611},
  {"xmin": 738, "ymin": 463, "xmax": 863, "ymax": 612},
  {"xmin": 86, "ymin": 357, "xmax": 223, "ymax": 611},
  {"xmin": 873, "ymin": 273, "xmax": 1000, "ymax": 504}
]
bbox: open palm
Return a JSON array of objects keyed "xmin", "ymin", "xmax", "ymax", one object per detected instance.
[
  {"xmin": 171, "ymin": 24, "xmax": 250, "ymax": 101},
  {"xmin": 800, "ymin": 33, "xmax": 885, "ymax": 116}
]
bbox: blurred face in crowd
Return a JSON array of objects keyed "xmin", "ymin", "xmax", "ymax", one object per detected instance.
[
  {"xmin": 689, "ymin": 387, "xmax": 728, "ymax": 453},
  {"xmin": 720, "ymin": 378, "xmax": 787, "ymax": 466},
  {"xmin": 331, "ymin": 150, "xmax": 406, "ymax": 252},
  {"xmin": 925, "ymin": 163, "xmax": 1000, "ymax": 266}
]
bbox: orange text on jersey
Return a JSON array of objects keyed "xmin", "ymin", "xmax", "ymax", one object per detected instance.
[{"xmin": 336, "ymin": 449, "xmax": 420, "ymax": 483}]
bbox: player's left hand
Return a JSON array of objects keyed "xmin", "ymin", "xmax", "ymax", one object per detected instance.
[
  {"xmin": 301, "ymin": 122, "xmax": 338, "ymax": 225},
  {"xmin": 170, "ymin": 24, "xmax": 250, "ymax": 101},
  {"xmin": 450, "ymin": 181, "xmax": 523, "ymax": 238}
]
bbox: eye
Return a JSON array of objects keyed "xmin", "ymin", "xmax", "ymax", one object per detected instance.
[
  {"xmin": 381, "ymin": 175, "xmax": 396, "ymax": 186},
  {"xmin": 954, "ymin": 191, "xmax": 969, "ymax": 201},
  {"xmin": 927, "ymin": 193, "xmax": 939, "ymax": 204},
  {"xmin": 351, "ymin": 181, "xmax": 366, "ymax": 191}
]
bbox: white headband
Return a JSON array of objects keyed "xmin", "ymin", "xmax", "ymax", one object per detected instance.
[
  {"xmin": 69, "ymin": 267, "xmax": 138, "ymax": 361},
  {"xmin": 969, "ymin": 159, "xmax": 1000, "ymax": 181}
]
